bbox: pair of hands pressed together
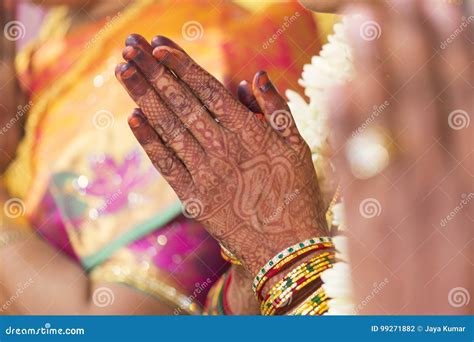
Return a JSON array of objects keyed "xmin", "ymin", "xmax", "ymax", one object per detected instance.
[
  {"xmin": 116, "ymin": 0, "xmax": 472, "ymax": 315},
  {"xmin": 115, "ymin": 35, "xmax": 328, "ymax": 280}
]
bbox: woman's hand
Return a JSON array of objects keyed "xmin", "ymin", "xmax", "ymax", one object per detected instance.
[
  {"xmin": 115, "ymin": 35, "xmax": 328, "ymax": 276},
  {"xmin": 330, "ymin": 0, "xmax": 472, "ymax": 314}
]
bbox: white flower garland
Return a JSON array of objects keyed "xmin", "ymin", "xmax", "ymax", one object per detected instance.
[{"xmin": 286, "ymin": 18, "xmax": 356, "ymax": 315}]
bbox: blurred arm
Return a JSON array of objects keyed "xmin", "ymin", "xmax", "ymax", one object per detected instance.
[{"xmin": 0, "ymin": 187, "xmax": 174, "ymax": 315}]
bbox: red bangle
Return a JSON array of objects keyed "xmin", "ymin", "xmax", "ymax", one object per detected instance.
[{"xmin": 222, "ymin": 272, "xmax": 233, "ymax": 315}]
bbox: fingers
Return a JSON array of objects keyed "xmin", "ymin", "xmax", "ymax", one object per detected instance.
[
  {"xmin": 252, "ymin": 71, "xmax": 307, "ymax": 155},
  {"xmin": 385, "ymin": 1, "xmax": 440, "ymax": 161},
  {"xmin": 115, "ymin": 62, "xmax": 206, "ymax": 171},
  {"xmin": 421, "ymin": 0, "xmax": 473, "ymax": 180},
  {"xmin": 237, "ymin": 80, "xmax": 263, "ymax": 114},
  {"xmin": 128, "ymin": 109, "xmax": 195, "ymax": 199},
  {"xmin": 151, "ymin": 36, "xmax": 251, "ymax": 131},
  {"xmin": 124, "ymin": 35, "xmax": 227, "ymax": 155}
]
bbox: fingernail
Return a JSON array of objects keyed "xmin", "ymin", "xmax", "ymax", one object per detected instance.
[
  {"xmin": 257, "ymin": 71, "xmax": 272, "ymax": 92},
  {"xmin": 153, "ymin": 47, "xmax": 170, "ymax": 61},
  {"xmin": 123, "ymin": 46, "xmax": 139, "ymax": 60},
  {"xmin": 121, "ymin": 64, "xmax": 137, "ymax": 79},
  {"xmin": 125, "ymin": 34, "xmax": 142, "ymax": 46},
  {"xmin": 129, "ymin": 113, "xmax": 144, "ymax": 128},
  {"xmin": 151, "ymin": 35, "xmax": 184, "ymax": 52}
]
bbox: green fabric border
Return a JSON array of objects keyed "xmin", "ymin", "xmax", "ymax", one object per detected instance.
[{"xmin": 82, "ymin": 201, "xmax": 183, "ymax": 271}]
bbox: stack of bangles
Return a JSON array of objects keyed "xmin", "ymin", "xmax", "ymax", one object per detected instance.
[
  {"xmin": 203, "ymin": 271, "xmax": 233, "ymax": 315},
  {"xmin": 253, "ymin": 237, "xmax": 336, "ymax": 315}
]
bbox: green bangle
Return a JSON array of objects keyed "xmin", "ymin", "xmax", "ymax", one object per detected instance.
[{"xmin": 252, "ymin": 237, "xmax": 332, "ymax": 293}]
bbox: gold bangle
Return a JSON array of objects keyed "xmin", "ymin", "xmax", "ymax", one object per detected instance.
[
  {"xmin": 219, "ymin": 244, "xmax": 242, "ymax": 265},
  {"xmin": 261, "ymin": 255, "xmax": 335, "ymax": 315}
]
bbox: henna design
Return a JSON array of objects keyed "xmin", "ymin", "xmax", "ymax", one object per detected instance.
[{"xmin": 118, "ymin": 35, "xmax": 328, "ymax": 277}]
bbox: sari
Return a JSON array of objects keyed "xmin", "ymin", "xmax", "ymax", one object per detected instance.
[{"xmin": 3, "ymin": 0, "xmax": 321, "ymax": 314}]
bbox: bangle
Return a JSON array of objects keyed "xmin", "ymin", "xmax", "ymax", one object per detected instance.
[
  {"xmin": 220, "ymin": 244, "xmax": 241, "ymax": 265},
  {"xmin": 252, "ymin": 237, "xmax": 333, "ymax": 293},
  {"xmin": 289, "ymin": 287, "xmax": 329, "ymax": 315},
  {"xmin": 204, "ymin": 275, "xmax": 224, "ymax": 315},
  {"xmin": 221, "ymin": 271, "xmax": 233, "ymax": 315},
  {"xmin": 261, "ymin": 262, "xmax": 333, "ymax": 315},
  {"xmin": 254, "ymin": 242, "xmax": 333, "ymax": 301},
  {"xmin": 204, "ymin": 272, "xmax": 232, "ymax": 315},
  {"xmin": 260, "ymin": 252, "xmax": 335, "ymax": 315}
]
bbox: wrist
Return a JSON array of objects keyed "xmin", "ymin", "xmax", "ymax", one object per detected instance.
[{"xmin": 226, "ymin": 266, "xmax": 260, "ymax": 315}]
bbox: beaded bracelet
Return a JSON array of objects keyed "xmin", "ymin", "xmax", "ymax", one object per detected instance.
[
  {"xmin": 254, "ymin": 242, "xmax": 334, "ymax": 301},
  {"xmin": 261, "ymin": 253, "xmax": 335, "ymax": 315},
  {"xmin": 252, "ymin": 237, "xmax": 332, "ymax": 293}
]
